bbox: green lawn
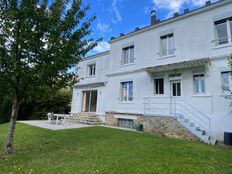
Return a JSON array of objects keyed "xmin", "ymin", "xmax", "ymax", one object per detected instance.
[{"xmin": 0, "ymin": 123, "xmax": 232, "ymax": 174}]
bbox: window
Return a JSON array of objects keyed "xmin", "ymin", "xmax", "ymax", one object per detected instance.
[
  {"xmin": 118, "ymin": 119, "xmax": 134, "ymax": 128},
  {"xmin": 122, "ymin": 45, "xmax": 134, "ymax": 64},
  {"xmin": 193, "ymin": 74, "xmax": 205, "ymax": 94},
  {"xmin": 88, "ymin": 64, "xmax": 96, "ymax": 76},
  {"xmin": 221, "ymin": 72, "xmax": 232, "ymax": 93},
  {"xmin": 214, "ymin": 17, "xmax": 232, "ymax": 46},
  {"xmin": 121, "ymin": 81, "xmax": 133, "ymax": 101},
  {"xmin": 154, "ymin": 78, "xmax": 164, "ymax": 94},
  {"xmin": 160, "ymin": 33, "xmax": 175, "ymax": 56}
]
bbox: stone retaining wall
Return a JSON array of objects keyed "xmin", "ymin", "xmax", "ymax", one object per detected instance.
[
  {"xmin": 144, "ymin": 116, "xmax": 199, "ymax": 141},
  {"xmin": 105, "ymin": 112, "xmax": 144, "ymax": 126}
]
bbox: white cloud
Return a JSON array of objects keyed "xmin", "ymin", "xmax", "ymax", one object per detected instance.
[
  {"xmin": 92, "ymin": 41, "xmax": 110, "ymax": 53},
  {"xmin": 152, "ymin": 0, "xmax": 219, "ymax": 18},
  {"xmin": 112, "ymin": 0, "xmax": 122, "ymax": 23},
  {"xmin": 97, "ymin": 22, "xmax": 110, "ymax": 32}
]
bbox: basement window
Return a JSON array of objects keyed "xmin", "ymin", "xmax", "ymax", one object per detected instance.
[{"xmin": 117, "ymin": 119, "xmax": 134, "ymax": 128}]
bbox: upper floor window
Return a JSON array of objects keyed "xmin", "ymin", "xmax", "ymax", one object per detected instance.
[
  {"xmin": 160, "ymin": 33, "xmax": 175, "ymax": 56},
  {"xmin": 88, "ymin": 63, "xmax": 96, "ymax": 76},
  {"xmin": 221, "ymin": 71, "xmax": 232, "ymax": 93},
  {"xmin": 122, "ymin": 45, "xmax": 134, "ymax": 65},
  {"xmin": 120, "ymin": 81, "xmax": 133, "ymax": 101},
  {"xmin": 193, "ymin": 73, "xmax": 205, "ymax": 94},
  {"xmin": 214, "ymin": 17, "xmax": 232, "ymax": 46},
  {"xmin": 154, "ymin": 78, "xmax": 164, "ymax": 95}
]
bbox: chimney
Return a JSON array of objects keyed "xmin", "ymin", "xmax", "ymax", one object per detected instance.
[
  {"xmin": 134, "ymin": 27, "xmax": 140, "ymax": 31},
  {"xmin": 151, "ymin": 10, "xmax": 157, "ymax": 25},
  {"xmin": 205, "ymin": 1, "xmax": 211, "ymax": 6},
  {"xmin": 173, "ymin": 12, "xmax": 179, "ymax": 17}
]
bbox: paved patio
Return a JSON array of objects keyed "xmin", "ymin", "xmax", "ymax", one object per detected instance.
[
  {"xmin": 18, "ymin": 120, "xmax": 140, "ymax": 133},
  {"xmin": 18, "ymin": 120, "xmax": 93, "ymax": 130}
]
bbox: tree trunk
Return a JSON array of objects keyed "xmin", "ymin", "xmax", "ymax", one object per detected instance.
[{"xmin": 5, "ymin": 94, "xmax": 20, "ymax": 155}]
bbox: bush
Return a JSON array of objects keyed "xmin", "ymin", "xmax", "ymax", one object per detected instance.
[{"xmin": 1, "ymin": 88, "xmax": 72, "ymax": 122}]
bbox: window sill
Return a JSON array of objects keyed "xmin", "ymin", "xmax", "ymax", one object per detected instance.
[
  {"xmin": 152, "ymin": 94, "xmax": 167, "ymax": 97},
  {"xmin": 219, "ymin": 94, "xmax": 232, "ymax": 97},
  {"xmin": 158, "ymin": 54, "xmax": 176, "ymax": 59},
  {"xmin": 120, "ymin": 62, "xmax": 136, "ymax": 67},
  {"xmin": 212, "ymin": 43, "xmax": 232, "ymax": 50},
  {"xmin": 191, "ymin": 94, "xmax": 212, "ymax": 98},
  {"xmin": 85, "ymin": 75, "xmax": 96, "ymax": 79},
  {"xmin": 117, "ymin": 101, "xmax": 134, "ymax": 104}
]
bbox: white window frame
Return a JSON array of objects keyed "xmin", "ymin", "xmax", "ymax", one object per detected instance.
[
  {"xmin": 120, "ymin": 81, "xmax": 133, "ymax": 102},
  {"xmin": 122, "ymin": 45, "xmax": 134, "ymax": 65},
  {"xmin": 154, "ymin": 78, "xmax": 164, "ymax": 95},
  {"xmin": 160, "ymin": 33, "xmax": 175, "ymax": 57},
  {"xmin": 87, "ymin": 63, "xmax": 96, "ymax": 77},
  {"xmin": 221, "ymin": 71, "xmax": 232, "ymax": 93},
  {"xmin": 214, "ymin": 17, "xmax": 232, "ymax": 46},
  {"xmin": 193, "ymin": 73, "xmax": 205, "ymax": 94}
]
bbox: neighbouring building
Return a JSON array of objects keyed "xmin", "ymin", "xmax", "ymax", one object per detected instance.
[{"xmin": 71, "ymin": 0, "xmax": 232, "ymax": 144}]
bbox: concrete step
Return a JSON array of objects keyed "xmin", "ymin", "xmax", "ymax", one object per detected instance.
[{"xmin": 176, "ymin": 114, "xmax": 215, "ymax": 145}]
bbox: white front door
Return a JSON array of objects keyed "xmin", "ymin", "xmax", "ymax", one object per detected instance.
[
  {"xmin": 170, "ymin": 80, "xmax": 181, "ymax": 115},
  {"xmin": 171, "ymin": 80, "xmax": 181, "ymax": 97}
]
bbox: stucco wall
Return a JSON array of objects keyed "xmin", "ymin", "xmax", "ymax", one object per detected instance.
[{"xmin": 71, "ymin": 1, "xmax": 232, "ymax": 140}]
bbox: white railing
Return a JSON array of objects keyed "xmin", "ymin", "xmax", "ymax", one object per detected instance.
[{"xmin": 144, "ymin": 97, "xmax": 212, "ymax": 136}]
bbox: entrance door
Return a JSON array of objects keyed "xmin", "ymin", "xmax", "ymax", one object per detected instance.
[
  {"xmin": 82, "ymin": 90, "xmax": 98, "ymax": 112},
  {"xmin": 170, "ymin": 80, "xmax": 181, "ymax": 115},
  {"xmin": 171, "ymin": 80, "xmax": 181, "ymax": 97}
]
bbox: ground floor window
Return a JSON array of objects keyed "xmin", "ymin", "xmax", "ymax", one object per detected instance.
[
  {"xmin": 221, "ymin": 71, "xmax": 232, "ymax": 93},
  {"xmin": 193, "ymin": 73, "xmax": 205, "ymax": 94},
  {"xmin": 121, "ymin": 81, "xmax": 133, "ymax": 101},
  {"xmin": 117, "ymin": 119, "xmax": 134, "ymax": 128},
  {"xmin": 154, "ymin": 78, "xmax": 164, "ymax": 94},
  {"xmin": 82, "ymin": 90, "xmax": 97, "ymax": 112}
]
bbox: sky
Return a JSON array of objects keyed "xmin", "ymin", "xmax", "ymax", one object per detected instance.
[{"xmin": 80, "ymin": 0, "xmax": 219, "ymax": 55}]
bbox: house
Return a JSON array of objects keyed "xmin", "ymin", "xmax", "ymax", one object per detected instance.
[{"xmin": 71, "ymin": 0, "xmax": 232, "ymax": 144}]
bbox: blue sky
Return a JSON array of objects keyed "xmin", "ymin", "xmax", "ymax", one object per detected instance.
[{"xmin": 81, "ymin": 0, "xmax": 218, "ymax": 55}]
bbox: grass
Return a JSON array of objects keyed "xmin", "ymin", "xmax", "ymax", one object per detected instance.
[{"xmin": 0, "ymin": 123, "xmax": 232, "ymax": 174}]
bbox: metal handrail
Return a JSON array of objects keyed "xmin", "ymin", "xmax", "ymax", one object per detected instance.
[
  {"xmin": 176, "ymin": 97, "xmax": 211, "ymax": 120},
  {"xmin": 177, "ymin": 103, "xmax": 209, "ymax": 125},
  {"xmin": 143, "ymin": 97, "xmax": 212, "ymax": 136}
]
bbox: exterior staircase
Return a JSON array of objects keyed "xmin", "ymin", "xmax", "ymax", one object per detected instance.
[
  {"xmin": 144, "ymin": 97, "xmax": 216, "ymax": 145},
  {"xmin": 71, "ymin": 112, "xmax": 101, "ymax": 125},
  {"xmin": 176, "ymin": 114, "xmax": 216, "ymax": 145}
]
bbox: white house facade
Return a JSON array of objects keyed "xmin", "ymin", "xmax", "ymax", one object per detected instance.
[{"xmin": 71, "ymin": 0, "xmax": 232, "ymax": 143}]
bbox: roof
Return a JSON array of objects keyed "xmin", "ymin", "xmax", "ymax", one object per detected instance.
[
  {"xmin": 74, "ymin": 82, "xmax": 107, "ymax": 89},
  {"xmin": 109, "ymin": 0, "xmax": 231, "ymax": 43},
  {"xmin": 145, "ymin": 58, "xmax": 210, "ymax": 73},
  {"xmin": 82, "ymin": 51, "xmax": 110, "ymax": 61}
]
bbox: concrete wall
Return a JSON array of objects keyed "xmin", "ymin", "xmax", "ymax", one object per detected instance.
[{"xmin": 77, "ymin": 52, "xmax": 109, "ymax": 85}]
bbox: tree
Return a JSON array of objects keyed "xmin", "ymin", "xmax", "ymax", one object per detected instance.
[{"xmin": 0, "ymin": 0, "xmax": 99, "ymax": 154}]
